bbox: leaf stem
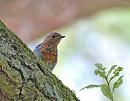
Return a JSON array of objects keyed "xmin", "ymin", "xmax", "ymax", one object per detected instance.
[{"xmin": 105, "ymin": 77, "xmax": 114, "ymax": 101}]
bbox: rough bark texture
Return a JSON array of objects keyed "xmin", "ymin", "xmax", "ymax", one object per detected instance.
[{"xmin": 0, "ymin": 20, "xmax": 79, "ymax": 101}]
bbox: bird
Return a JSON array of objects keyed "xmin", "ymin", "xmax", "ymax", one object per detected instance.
[{"xmin": 33, "ymin": 32, "xmax": 65, "ymax": 71}]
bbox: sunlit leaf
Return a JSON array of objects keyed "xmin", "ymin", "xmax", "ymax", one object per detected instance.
[
  {"xmin": 113, "ymin": 66, "xmax": 123, "ymax": 75},
  {"xmin": 109, "ymin": 66, "xmax": 123, "ymax": 82},
  {"xmin": 107, "ymin": 65, "xmax": 117, "ymax": 78},
  {"xmin": 95, "ymin": 63, "xmax": 106, "ymax": 78},
  {"xmin": 113, "ymin": 76, "xmax": 123, "ymax": 91},
  {"xmin": 101, "ymin": 84, "xmax": 113, "ymax": 101},
  {"xmin": 80, "ymin": 84, "xmax": 101, "ymax": 91},
  {"xmin": 82, "ymin": 64, "xmax": 123, "ymax": 101},
  {"xmin": 95, "ymin": 63, "xmax": 106, "ymax": 70}
]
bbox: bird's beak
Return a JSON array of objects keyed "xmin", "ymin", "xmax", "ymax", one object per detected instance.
[{"xmin": 61, "ymin": 36, "xmax": 65, "ymax": 38}]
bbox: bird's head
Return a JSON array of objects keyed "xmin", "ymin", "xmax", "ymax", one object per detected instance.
[{"xmin": 44, "ymin": 32, "xmax": 65, "ymax": 47}]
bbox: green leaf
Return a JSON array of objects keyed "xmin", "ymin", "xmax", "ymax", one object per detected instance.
[
  {"xmin": 80, "ymin": 84, "xmax": 101, "ymax": 91},
  {"xmin": 101, "ymin": 84, "xmax": 113, "ymax": 101},
  {"xmin": 113, "ymin": 66, "xmax": 123, "ymax": 75},
  {"xmin": 109, "ymin": 66, "xmax": 123, "ymax": 82},
  {"xmin": 113, "ymin": 76, "xmax": 123, "ymax": 91},
  {"xmin": 95, "ymin": 63, "xmax": 103, "ymax": 69},
  {"xmin": 95, "ymin": 63, "xmax": 106, "ymax": 78},
  {"xmin": 107, "ymin": 65, "xmax": 117, "ymax": 78},
  {"xmin": 95, "ymin": 63, "xmax": 106, "ymax": 70},
  {"xmin": 95, "ymin": 70, "xmax": 106, "ymax": 78}
]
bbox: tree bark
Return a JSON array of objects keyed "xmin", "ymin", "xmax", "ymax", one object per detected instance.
[{"xmin": 0, "ymin": 20, "xmax": 79, "ymax": 101}]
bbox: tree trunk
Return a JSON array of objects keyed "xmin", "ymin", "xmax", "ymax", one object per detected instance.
[{"xmin": 0, "ymin": 20, "xmax": 79, "ymax": 101}]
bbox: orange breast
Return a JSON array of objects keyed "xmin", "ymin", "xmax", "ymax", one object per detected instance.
[{"xmin": 41, "ymin": 48, "xmax": 57, "ymax": 66}]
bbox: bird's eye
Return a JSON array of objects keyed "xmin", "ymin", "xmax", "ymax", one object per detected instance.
[{"xmin": 51, "ymin": 34, "xmax": 55, "ymax": 38}]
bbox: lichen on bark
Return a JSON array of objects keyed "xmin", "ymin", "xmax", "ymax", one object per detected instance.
[{"xmin": 0, "ymin": 20, "xmax": 79, "ymax": 101}]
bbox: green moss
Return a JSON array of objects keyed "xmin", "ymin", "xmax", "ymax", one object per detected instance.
[{"xmin": 0, "ymin": 60, "xmax": 18, "ymax": 99}]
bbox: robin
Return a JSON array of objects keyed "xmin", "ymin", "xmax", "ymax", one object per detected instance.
[{"xmin": 33, "ymin": 32, "xmax": 65, "ymax": 71}]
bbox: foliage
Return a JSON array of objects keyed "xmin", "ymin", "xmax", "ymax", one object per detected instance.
[{"xmin": 81, "ymin": 63, "xmax": 123, "ymax": 101}]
